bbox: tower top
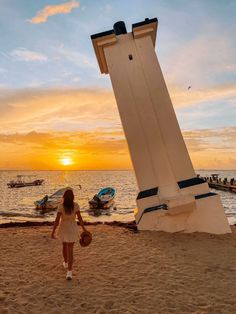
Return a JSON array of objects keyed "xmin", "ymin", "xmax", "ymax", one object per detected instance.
[{"xmin": 91, "ymin": 17, "xmax": 158, "ymax": 74}]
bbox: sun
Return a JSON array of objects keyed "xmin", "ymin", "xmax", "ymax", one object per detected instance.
[{"xmin": 60, "ymin": 157, "xmax": 73, "ymax": 166}]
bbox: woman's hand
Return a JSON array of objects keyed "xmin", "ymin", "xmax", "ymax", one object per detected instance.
[{"xmin": 82, "ymin": 226, "xmax": 89, "ymax": 233}]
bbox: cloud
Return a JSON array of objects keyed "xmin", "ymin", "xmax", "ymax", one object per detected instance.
[
  {"xmin": 0, "ymin": 88, "xmax": 118, "ymax": 133},
  {"xmin": 161, "ymin": 23, "xmax": 236, "ymax": 107},
  {"xmin": 162, "ymin": 28, "xmax": 235, "ymax": 87},
  {"xmin": 29, "ymin": 1, "xmax": 80, "ymax": 24},
  {"xmin": 0, "ymin": 129, "xmax": 130, "ymax": 170},
  {"xmin": 0, "ymin": 84, "xmax": 7, "ymax": 89},
  {"xmin": 0, "ymin": 87, "xmax": 235, "ymax": 169},
  {"xmin": 162, "ymin": 28, "xmax": 236, "ymax": 108},
  {"xmin": 183, "ymin": 127, "xmax": 236, "ymax": 169},
  {"xmin": 0, "ymin": 129, "xmax": 127, "ymax": 152},
  {"xmin": 1, "ymin": 126, "xmax": 236, "ymax": 170},
  {"xmin": 10, "ymin": 48, "xmax": 48, "ymax": 62},
  {"xmin": 170, "ymin": 83, "xmax": 236, "ymax": 108},
  {"xmin": 56, "ymin": 46, "xmax": 96, "ymax": 69},
  {"xmin": 0, "ymin": 51, "xmax": 11, "ymax": 60},
  {"xmin": 184, "ymin": 127, "xmax": 236, "ymax": 152}
]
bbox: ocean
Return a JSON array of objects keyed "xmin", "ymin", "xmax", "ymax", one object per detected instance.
[{"xmin": 0, "ymin": 170, "xmax": 236, "ymax": 225}]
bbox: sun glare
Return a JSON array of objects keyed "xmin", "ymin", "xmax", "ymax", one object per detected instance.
[{"xmin": 60, "ymin": 157, "xmax": 73, "ymax": 166}]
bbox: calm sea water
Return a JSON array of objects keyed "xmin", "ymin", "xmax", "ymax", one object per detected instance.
[{"xmin": 0, "ymin": 170, "xmax": 236, "ymax": 225}]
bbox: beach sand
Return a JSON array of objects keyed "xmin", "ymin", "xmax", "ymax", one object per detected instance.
[{"xmin": 1, "ymin": 225, "xmax": 236, "ymax": 314}]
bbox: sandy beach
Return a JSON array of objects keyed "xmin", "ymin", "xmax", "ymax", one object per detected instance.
[{"xmin": 1, "ymin": 224, "xmax": 236, "ymax": 314}]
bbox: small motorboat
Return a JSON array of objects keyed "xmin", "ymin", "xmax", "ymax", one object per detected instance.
[
  {"xmin": 89, "ymin": 187, "xmax": 116, "ymax": 209},
  {"xmin": 35, "ymin": 187, "xmax": 72, "ymax": 211},
  {"xmin": 7, "ymin": 175, "xmax": 44, "ymax": 188}
]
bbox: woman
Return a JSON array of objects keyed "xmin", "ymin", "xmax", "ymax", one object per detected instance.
[{"xmin": 51, "ymin": 189, "xmax": 88, "ymax": 280}]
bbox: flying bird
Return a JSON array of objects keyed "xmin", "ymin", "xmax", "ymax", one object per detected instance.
[{"xmin": 188, "ymin": 86, "xmax": 191, "ymax": 90}]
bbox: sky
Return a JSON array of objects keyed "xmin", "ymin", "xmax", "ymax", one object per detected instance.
[{"xmin": 0, "ymin": 0, "xmax": 236, "ymax": 170}]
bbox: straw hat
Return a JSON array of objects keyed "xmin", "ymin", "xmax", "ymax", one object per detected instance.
[{"xmin": 80, "ymin": 231, "xmax": 92, "ymax": 247}]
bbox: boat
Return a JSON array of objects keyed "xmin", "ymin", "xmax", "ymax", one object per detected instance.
[
  {"xmin": 7, "ymin": 175, "xmax": 44, "ymax": 188},
  {"xmin": 89, "ymin": 187, "xmax": 116, "ymax": 209},
  {"xmin": 35, "ymin": 187, "xmax": 72, "ymax": 211}
]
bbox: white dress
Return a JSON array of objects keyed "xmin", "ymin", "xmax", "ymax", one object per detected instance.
[{"xmin": 57, "ymin": 202, "xmax": 80, "ymax": 243}]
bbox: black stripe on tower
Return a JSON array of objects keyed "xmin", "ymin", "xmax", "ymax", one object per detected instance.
[
  {"xmin": 178, "ymin": 177, "xmax": 206, "ymax": 189},
  {"xmin": 137, "ymin": 203, "xmax": 167, "ymax": 225},
  {"xmin": 195, "ymin": 192, "xmax": 217, "ymax": 199},
  {"xmin": 91, "ymin": 29, "xmax": 114, "ymax": 40},
  {"xmin": 132, "ymin": 17, "xmax": 158, "ymax": 30},
  {"xmin": 137, "ymin": 187, "xmax": 158, "ymax": 200}
]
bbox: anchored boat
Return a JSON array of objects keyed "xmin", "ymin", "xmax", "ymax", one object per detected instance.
[
  {"xmin": 35, "ymin": 187, "xmax": 71, "ymax": 211},
  {"xmin": 89, "ymin": 187, "xmax": 116, "ymax": 209},
  {"xmin": 7, "ymin": 175, "xmax": 44, "ymax": 188}
]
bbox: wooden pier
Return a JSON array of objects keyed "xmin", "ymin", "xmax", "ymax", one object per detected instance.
[{"xmin": 200, "ymin": 174, "xmax": 236, "ymax": 194}]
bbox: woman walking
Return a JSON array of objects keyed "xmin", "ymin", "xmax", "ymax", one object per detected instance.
[{"xmin": 51, "ymin": 188, "xmax": 88, "ymax": 280}]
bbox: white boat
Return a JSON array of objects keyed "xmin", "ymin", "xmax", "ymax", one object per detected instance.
[
  {"xmin": 7, "ymin": 175, "xmax": 44, "ymax": 188},
  {"xmin": 35, "ymin": 187, "xmax": 71, "ymax": 211}
]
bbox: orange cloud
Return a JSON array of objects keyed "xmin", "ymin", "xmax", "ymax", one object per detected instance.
[
  {"xmin": 30, "ymin": 1, "xmax": 80, "ymax": 24},
  {"xmin": 0, "ymin": 130, "xmax": 130, "ymax": 170},
  {"xmin": 2, "ymin": 84, "xmax": 235, "ymax": 135},
  {"xmin": 0, "ymin": 88, "xmax": 118, "ymax": 133},
  {"xmin": 0, "ymin": 127, "xmax": 236, "ymax": 170},
  {"xmin": 184, "ymin": 127, "xmax": 236, "ymax": 170},
  {"xmin": 1, "ymin": 87, "xmax": 235, "ymax": 170}
]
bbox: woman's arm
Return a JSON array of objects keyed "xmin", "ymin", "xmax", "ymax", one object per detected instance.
[
  {"xmin": 76, "ymin": 209, "xmax": 87, "ymax": 232},
  {"xmin": 51, "ymin": 212, "xmax": 61, "ymax": 238}
]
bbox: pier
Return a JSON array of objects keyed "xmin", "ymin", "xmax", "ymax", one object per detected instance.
[{"xmin": 200, "ymin": 174, "xmax": 236, "ymax": 194}]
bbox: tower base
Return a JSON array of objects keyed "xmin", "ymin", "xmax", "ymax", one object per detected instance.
[{"xmin": 136, "ymin": 193, "xmax": 231, "ymax": 234}]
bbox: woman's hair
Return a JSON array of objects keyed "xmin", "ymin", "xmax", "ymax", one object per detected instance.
[{"xmin": 63, "ymin": 189, "xmax": 74, "ymax": 215}]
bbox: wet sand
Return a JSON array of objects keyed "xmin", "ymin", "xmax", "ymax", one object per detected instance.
[{"xmin": 1, "ymin": 225, "xmax": 236, "ymax": 314}]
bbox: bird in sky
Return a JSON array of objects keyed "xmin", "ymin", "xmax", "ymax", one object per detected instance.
[{"xmin": 188, "ymin": 86, "xmax": 191, "ymax": 90}]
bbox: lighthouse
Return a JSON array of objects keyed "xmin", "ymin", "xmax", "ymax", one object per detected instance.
[{"xmin": 91, "ymin": 18, "xmax": 231, "ymax": 234}]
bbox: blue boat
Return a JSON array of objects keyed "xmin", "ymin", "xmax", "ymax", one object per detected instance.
[{"xmin": 89, "ymin": 187, "xmax": 116, "ymax": 209}]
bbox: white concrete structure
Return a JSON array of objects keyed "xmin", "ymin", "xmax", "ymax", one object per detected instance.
[{"xmin": 91, "ymin": 18, "xmax": 231, "ymax": 234}]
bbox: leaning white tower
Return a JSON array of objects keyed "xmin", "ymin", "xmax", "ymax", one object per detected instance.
[{"xmin": 91, "ymin": 18, "xmax": 231, "ymax": 234}]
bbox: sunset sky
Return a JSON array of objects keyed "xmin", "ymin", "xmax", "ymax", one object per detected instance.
[{"xmin": 0, "ymin": 0, "xmax": 236, "ymax": 170}]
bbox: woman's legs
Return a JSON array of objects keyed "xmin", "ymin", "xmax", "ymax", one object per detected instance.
[
  {"xmin": 67, "ymin": 242, "xmax": 74, "ymax": 271},
  {"xmin": 62, "ymin": 242, "xmax": 68, "ymax": 263}
]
